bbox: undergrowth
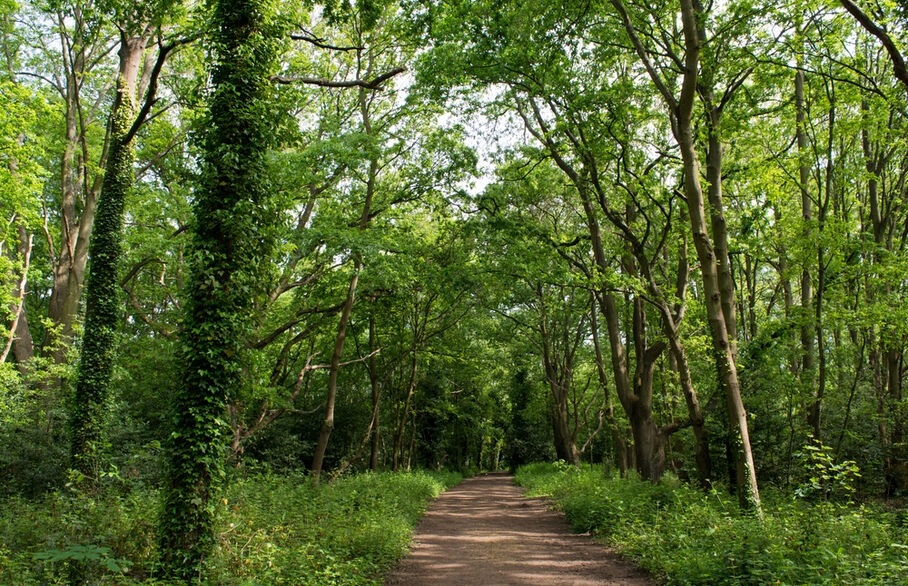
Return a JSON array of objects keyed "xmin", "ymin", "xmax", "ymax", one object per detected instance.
[
  {"xmin": 0, "ymin": 469, "xmax": 460, "ymax": 584},
  {"xmin": 515, "ymin": 462, "xmax": 908, "ymax": 585}
]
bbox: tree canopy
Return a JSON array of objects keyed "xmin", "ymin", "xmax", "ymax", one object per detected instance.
[{"xmin": 2, "ymin": 0, "xmax": 908, "ymax": 578}]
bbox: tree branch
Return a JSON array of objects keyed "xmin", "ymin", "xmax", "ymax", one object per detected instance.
[
  {"xmin": 289, "ymin": 32, "xmax": 362, "ymax": 52},
  {"xmin": 271, "ymin": 67, "xmax": 406, "ymax": 90},
  {"xmin": 123, "ymin": 34, "xmax": 199, "ymax": 145},
  {"xmin": 839, "ymin": 0, "xmax": 908, "ymax": 94}
]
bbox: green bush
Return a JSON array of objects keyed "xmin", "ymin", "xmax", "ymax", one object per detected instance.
[
  {"xmin": 207, "ymin": 470, "xmax": 460, "ymax": 584},
  {"xmin": 0, "ymin": 469, "xmax": 460, "ymax": 585},
  {"xmin": 0, "ymin": 487, "xmax": 158, "ymax": 584},
  {"xmin": 516, "ymin": 463, "xmax": 908, "ymax": 585}
]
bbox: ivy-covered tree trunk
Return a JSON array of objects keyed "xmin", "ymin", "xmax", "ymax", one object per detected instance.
[
  {"xmin": 70, "ymin": 33, "xmax": 147, "ymax": 481},
  {"xmin": 158, "ymin": 0, "xmax": 277, "ymax": 578}
]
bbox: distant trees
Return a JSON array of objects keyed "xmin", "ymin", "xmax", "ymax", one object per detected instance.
[{"xmin": 417, "ymin": 0, "xmax": 908, "ymax": 499}]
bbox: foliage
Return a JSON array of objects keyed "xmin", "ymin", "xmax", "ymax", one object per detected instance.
[
  {"xmin": 0, "ymin": 469, "xmax": 459, "ymax": 584},
  {"xmin": 157, "ymin": 0, "xmax": 283, "ymax": 577},
  {"xmin": 0, "ymin": 486, "xmax": 159, "ymax": 584},
  {"xmin": 2, "ymin": 0, "xmax": 908, "ymax": 581},
  {"xmin": 516, "ymin": 463, "xmax": 908, "ymax": 585},
  {"xmin": 794, "ymin": 440, "xmax": 862, "ymax": 502},
  {"xmin": 207, "ymin": 469, "xmax": 460, "ymax": 584},
  {"xmin": 69, "ymin": 54, "xmax": 138, "ymax": 481}
]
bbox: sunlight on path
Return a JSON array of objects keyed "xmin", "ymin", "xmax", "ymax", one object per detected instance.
[{"xmin": 384, "ymin": 473, "xmax": 653, "ymax": 585}]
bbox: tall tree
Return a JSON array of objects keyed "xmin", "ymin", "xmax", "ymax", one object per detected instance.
[
  {"xmin": 157, "ymin": 0, "xmax": 278, "ymax": 577},
  {"xmin": 70, "ymin": 0, "xmax": 186, "ymax": 482},
  {"xmin": 613, "ymin": 0, "xmax": 761, "ymax": 510}
]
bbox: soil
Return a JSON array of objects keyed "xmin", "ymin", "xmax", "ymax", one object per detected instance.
[{"xmin": 383, "ymin": 472, "xmax": 655, "ymax": 585}]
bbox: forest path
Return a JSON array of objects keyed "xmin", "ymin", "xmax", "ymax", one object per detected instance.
[{"xmin": 383, "ymin": 472, "xmax": 653, "ymax": 585}]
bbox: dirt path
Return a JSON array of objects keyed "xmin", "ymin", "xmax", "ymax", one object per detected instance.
[{"xmin": 384, "ymin": 472, "xmax": 654, "ymax": 585}]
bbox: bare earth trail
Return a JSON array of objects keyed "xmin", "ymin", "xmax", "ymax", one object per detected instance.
[{"xmin": 384, "ymin": 472, "xmax": 654, "ymax": 585}]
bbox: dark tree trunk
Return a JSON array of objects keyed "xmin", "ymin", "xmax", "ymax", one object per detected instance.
[{"xmin": 158, "ymin": 0, "xmax": 278, "ymax": 577}]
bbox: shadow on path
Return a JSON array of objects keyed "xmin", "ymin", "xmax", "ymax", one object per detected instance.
[{"xmin": 384, "ymin": 472, "xmax": 654, "ymax": 585}]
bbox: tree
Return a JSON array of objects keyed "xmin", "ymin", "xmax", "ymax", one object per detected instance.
[
  {"xmin": 613, "ymin": 0, "xmax": 761, "ymax": 511},
  {"xmin": 70, "ymin": 0, "xmax": 186, "ymax": 483},
  {"xmin": 838, "ymin": 0, "xmax": 908, "ymax": 93},
  {"xmin": 157, "ymin": 0, "xmax": 279, "ymax": 577}
]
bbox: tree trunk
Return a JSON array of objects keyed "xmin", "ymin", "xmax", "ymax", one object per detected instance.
[
  {"xmin": 795, "ymin": 70, "xmax": 818, "ymax": 436},
  {"xmin": 368, "ymin": 309, "xmax": 381, "ymax": 471},
  {"xmin": 3, "ymin": 222, "xmax": 34, "ymax": 371},
  {"xmin": 393, "ymin": 338, "xmax": 420, "ymax": 471},
  {"xmin": 676, "ymin": 0, "xmax": 761, "ymax": 512},
  {"xmin": 310, "ymin": 265, "xmax": 360, "ymax": 482},
  {"xmin": 312, "ymin": 75, "xmax": 380, "ymax": 479},
  {"xmin": 590, "ymin": 295, "xmax": 628, "ymax": 476},
  {"xmin": 45, "ymin": 10, "xmax": 102, "ymax": 364},
  {"xmin": 659, "ymin": 308, "xmax": 711, "ymax": 488},
  {"xmin": 158, "ymin": 0, "xmax": 278, "ymax": 577},
  {"xmin": 70, "ymin": 31, "xmax": 148, "ymax": 481},
  {"xmin": 705, "ymin": 109, "xmax": 737, "ymax": 353}
]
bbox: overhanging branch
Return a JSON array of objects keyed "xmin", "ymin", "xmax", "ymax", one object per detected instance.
[{"xmin": 271, "ymin": 67, "xmax": 406, "ymax": 90}]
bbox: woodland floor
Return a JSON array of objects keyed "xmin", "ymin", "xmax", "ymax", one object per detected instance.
[{"xmin": 383, "ymin": 472, "xmax": 654, "ymax": 585}]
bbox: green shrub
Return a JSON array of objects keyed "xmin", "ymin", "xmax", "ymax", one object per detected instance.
[
  {"xmin": 0, "ymin": 469, "xmax": 460, "ymax": 585},
  {"xmin": 516, "ymin": 463, "xmax": 908, "ymax": 585},
  {"xmin": 794, "ymin": 440, "xmax": 861, "ymax": 502},
  {"xmin": 0, "ymin": 487, "xmax": 158, "ymax": 584},
  {"xmin": 205, "ymin": 470, "xmax": 459, "ymax": 584}
]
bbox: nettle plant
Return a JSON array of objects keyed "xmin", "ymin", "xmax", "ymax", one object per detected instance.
[{"xmin": 794, "ymin": 440, "xmax": 861, "ymax": 502}]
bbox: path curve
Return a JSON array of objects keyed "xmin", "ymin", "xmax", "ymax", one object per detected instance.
[{"xmin": 384, "ymin": 472, "xmax": 653, "ymax": 585}]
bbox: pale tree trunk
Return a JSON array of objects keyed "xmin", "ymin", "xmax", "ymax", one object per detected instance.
[
  {"xmin": 3, "ymin": 130, "xmax": 36, "ymax": 370},
  {"xmin": 11, "ymin": 225, "xmax": 34, "ymax": 366},
  {"xmin": 45, "ymin": 9, "xmax": 105, "ymax": 364},
  {"xmin": 614, "ymin": 0, "xmax": 760, "ymax": 507},
  {"xmin": 704, "ymin": 110, "xmax": 737, "ymax": 354},
  {"xmin": 796, "ymin": 70, "xmax": 816, "ymax": 417},
  {"xmin": 3, "ymin": 225, "xmax": 34, "ymax": 368},
  {"xmin": 0, "ymin": 40, "xmax": 34, "ymax": 366},
  {"xmin": 368, "ymin": 309, "xmax": 381, "ymax": 470},
  {"xmin": 675, "ymin": 0, "xmax": 760, "ymax": 513}
]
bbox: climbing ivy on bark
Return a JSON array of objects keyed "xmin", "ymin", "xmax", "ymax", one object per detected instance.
[
  {"xmin": 69, "ymin": 31, "xmax": 146, "ymax": 482},
  {"xmin": 157, "ymin": 0, "xmax": 280, "ymax": 578}
]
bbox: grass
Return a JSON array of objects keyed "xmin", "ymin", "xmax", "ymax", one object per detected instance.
[
  {"xmin": 515, "ymin": 462, "xmax": 908, "ymax": 585},
  {"xmin": 0, "ymin": 469, "xmax": 461, "ymax": 584}
]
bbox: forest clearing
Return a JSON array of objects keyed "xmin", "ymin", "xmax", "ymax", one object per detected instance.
[{"xmin": 2, "ymin": 0, "xmax": 908, "ymax": 583}]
